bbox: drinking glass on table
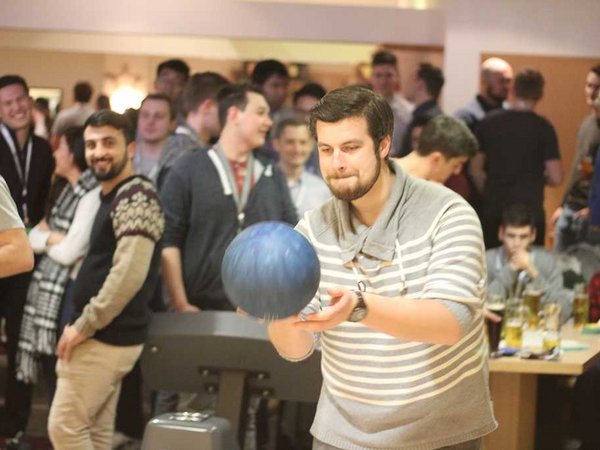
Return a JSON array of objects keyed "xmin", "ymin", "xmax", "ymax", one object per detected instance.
[
  {"xmin": 523, "ymin": 281, "xmax": 542, "ymax": 328},
  {"xmin": 573, "ymin": 283, "xmax": 590, "ymax": 328},
  {"xmin": 485, "ymin": 294, "xmax": 506, "ymax": 357},
  {"xmin": 540, "ymin": 303, "xmax": 562, "ymax": 352},
  {"xmin": 505, "ymin": 301, "xmax": 529, "ymax": 349}
]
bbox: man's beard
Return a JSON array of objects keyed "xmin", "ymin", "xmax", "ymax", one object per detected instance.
[
  {"xmin": 485, "ymin": 86, "xmax": 507, "ymax": 106},
  {"xmin": 90, "ymin": 155, "xmax": 128, "ymax": 181},
  {"xmin": 327, "ymin": 157, "xmax": 381, "ymax": 202}
]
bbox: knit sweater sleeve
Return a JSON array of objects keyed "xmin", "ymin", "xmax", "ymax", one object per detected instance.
[{"xmin": 73, "ymin": 179, "xmax": 164, "ymax": 337}]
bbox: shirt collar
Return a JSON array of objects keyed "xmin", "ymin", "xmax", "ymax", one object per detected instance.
[{"xmin": 335, "ymin": 161, "xmax": 406, "ymax": 264}]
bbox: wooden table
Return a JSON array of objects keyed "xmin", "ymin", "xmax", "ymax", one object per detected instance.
[{"xmin": 484, "ymin": 325, "xmax": 600, "ymax": 450}]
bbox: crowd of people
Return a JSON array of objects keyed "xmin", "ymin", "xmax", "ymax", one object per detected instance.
[{"xmin": 0, "ymin": 50, "xmax": 599, "ymax": 450}]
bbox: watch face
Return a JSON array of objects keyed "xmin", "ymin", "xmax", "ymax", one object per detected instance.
[{"xmin": 349, "ymin": 307, "xmax": 367, "ymax": 322}]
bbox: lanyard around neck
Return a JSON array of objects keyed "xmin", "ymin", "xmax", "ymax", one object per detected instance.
[
  {"xmin": 213, "ymin": 143, "xmax": 254, "ymax": 230},
  {"xmin": 1, "ymin": 123, "xmax": 32, "ymax": 198}
]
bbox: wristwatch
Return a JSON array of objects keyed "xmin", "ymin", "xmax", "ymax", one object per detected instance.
[{"xmin": 348, "ymin": 289, "xmax": 368, "ymax": 322}]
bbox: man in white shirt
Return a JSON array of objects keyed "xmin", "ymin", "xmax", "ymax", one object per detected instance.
[
  {"xmin": 273, "ymin": 118, "xmax": 330, "ymax": 216},
  {"xmin": 370, "ymin": 50, "xmax": 413, "ymax": 157},
  {"xmin": 134, "ymin": 94, "xmax": 175, "ymax": 181}
]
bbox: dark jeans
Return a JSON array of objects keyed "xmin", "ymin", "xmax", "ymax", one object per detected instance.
[
  {"xmin": 114, "ymin": 280, "xmax": 166, "ymax": 439},
  {"xmin": 115, "ymin": 360, "xmax": 146, "ymax": 439},
  {"xmin": 0, "ymin": 272, "xmax": 34, "ymax": 436},
  {"xmin": 573, "ymin": 364, "xmax": 600, "ymax": 448}
]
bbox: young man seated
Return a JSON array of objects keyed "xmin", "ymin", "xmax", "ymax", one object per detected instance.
[{"xmin": 486, "ymin": 204, "xmax": 572, "ymax": 322}]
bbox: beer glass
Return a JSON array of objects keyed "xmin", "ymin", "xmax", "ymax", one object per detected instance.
[
  {"xmin": 485, "ymin": 294, "xmax": 506, "ymax": 357},
  {"xmin": 541, "ymin": 303, "xmax": 562, "ymax": 352},
  {"xmin": 505, "ymin": 302, "xmax": 529, "ymax": 349},
  {"xmin": 523, "ymin": 282, "xmax": 542, "ymax": 328},
  {"xmin": 573, "ymin": 283, "xmax": 589, "ymax": 328}
]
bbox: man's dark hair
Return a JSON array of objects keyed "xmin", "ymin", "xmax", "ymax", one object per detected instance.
[
  {"xmin": 74, "ymin": 82, "xmax": 93, "ymax": 103},
  {"xmin": 293, "ymin": 82, "xmax": 326, "ymax": 105},
  {"xmin": 84, "ymin": 110, "xmax": 135, "ymax": 146},
  {"xmin": 251, "ymin": 59, "xmax": 289, "ymax": 86},
  {"xmin": 417, "ymin": 115, "xmax": 478, "ymax": 158},
  {"xmin": 34, "ymin": 97, "xmax": 50, "ymax": 111},
  {"xmin": 416, "ymin": 63, "xmax": 444, "ymax": 101},
  {"xmin": 0, "ymin": 74, "xmax": 29, "ymax": 93},
  {"xmin": 141, "ymin": 93, "xmax": 175, "ymax": 120},
  {"xmin": 62, "ymin": 126, "xmax": 88, "ymax": 172},
  {"xmin": 96, "ymin": 94, "xmax": 111, "ymax": 110},
  {"xmin": 309, "ymin": 85, "xmax": 393, "ymax": 154},
  {"xmin": 273, "ymin": 117, "xmax": 309, "ymax": 140},
  {"xmin": 371, "ymin": 50, "xmax": 397, "ymax": 68},
  {"xmin": 182, "ymin": 72, "xmax": 230, "ymax": 116},
  {"xmin": 514, "ymin": 68, "xmax": 544, "ymax": 101},
  {"xmin": 590, "ymin": 64, "xmax": 600, "ymax": 78},
  {"xmin": 156, "ymin": 59, "xmax": 190, "ymax": 81},
  {"xmin": 217, "ymin": 83, "xmax": 265, "ymax": 128},
  {"xmin": 500, "ymin": 204, "xmax": 536, "ymax": 229}
]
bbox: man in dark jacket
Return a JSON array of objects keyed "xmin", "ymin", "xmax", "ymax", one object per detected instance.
[
  {"xmin": 0, "ymin": 74, "xmax": 53, "ymax": 440},
  {"xmin": 161, "ymin": 83, "xmax": 298, "ymax": 313}
]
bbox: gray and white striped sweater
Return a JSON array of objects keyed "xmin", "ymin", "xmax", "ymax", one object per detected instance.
[{"xmin": 296, "ymin": 167, "xmax": 497, "ymax": 450}]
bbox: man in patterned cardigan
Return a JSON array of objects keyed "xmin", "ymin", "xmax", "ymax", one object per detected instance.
[{"xmin": 47, "ymin": 110, "xmax": 164, "ymax": 450}]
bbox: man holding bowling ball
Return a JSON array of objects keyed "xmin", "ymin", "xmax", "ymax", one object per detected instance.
[{"xmin": 268, "ymin": 86, "xmax": 497, "ymax": 449}]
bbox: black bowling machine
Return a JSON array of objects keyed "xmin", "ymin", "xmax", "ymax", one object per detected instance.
[{"xmin": 140, "ymin": 311, "xmax": 322, "ymax": 450}]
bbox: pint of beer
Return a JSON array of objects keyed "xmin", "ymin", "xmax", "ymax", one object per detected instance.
[
  {"xmin": 523, "ymin": 283, "xmax": 542, "ymax": 328},
  {"xmin": 573, "ymin": 283, "xmax": 589, "ymax": 328},
  {"xmin": 505, "ymin": 302, "xmax": 528, "ymax": 349},
  {"xmin": 485, "ymin": 298, "xmax": 506, "ymax": 356}
]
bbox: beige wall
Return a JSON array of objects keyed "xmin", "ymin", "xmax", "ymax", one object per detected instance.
[
  {"xmin": 0, "ymin": 49, "xmax": 104, "ymax": 106},
  {"xmin": 0, "ymin": 45, "xmax": 444, "ymax": 112}
]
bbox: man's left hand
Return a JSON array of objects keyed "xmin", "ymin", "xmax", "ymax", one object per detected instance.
[
  {"xmin": 56, "ymin": 325, "xmax": 87, "ymax": 362},
  {"xmin": 294, "ymin": 286, "xmax": 357, "ymax": 332}
]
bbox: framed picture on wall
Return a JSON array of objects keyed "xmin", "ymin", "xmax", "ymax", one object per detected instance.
[{"xmin": 29, "ymin": 87, "xmax": 62, "ymax": 118}]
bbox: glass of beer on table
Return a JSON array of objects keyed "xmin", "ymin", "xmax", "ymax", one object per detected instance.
[
  {"xmin": 523, "ymin": 282, "xmax": 542, "ymax": 328},
  {"xmin": 485, "ymin": 294, "xmax": 506, "ymax": 357},
  {"xmin": 573, "ymin": 283, "xmax": 590, "ymax": 328},
  {"xmin": 541, "ymin": 303, "xmax": 562, "ymax": 352},
  {"xmin": 505, "ymin": 301, "xmax": 529, "ymax": 349}
]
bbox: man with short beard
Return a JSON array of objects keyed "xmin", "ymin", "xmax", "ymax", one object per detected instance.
[
  {"xmin": 47, "ymin": 110, "xmax": 164, "ymax": 450},
  {"xmin": 267, "ymin": 86, "xmax": 496, "ymax": 449},
  {"xmin": 455, "ymin": 57, "xmax": 513, "ymax": 131},
  {"xmin": 0, "ymin": 74, "xmax": 53, "ymax": 441}
]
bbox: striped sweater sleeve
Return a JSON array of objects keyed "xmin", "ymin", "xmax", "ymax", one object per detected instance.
[{"xmin": 422, "ymin": 200, "xmax": 486, "ymax": 334}]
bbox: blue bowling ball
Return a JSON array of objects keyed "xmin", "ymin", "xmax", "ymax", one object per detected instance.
[{"xmin": 221, "ymin": 221, "xmax": 320, "ymax": 320}]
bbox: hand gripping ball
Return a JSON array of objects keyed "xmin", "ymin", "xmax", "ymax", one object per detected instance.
[{"xmin": 221, "ymin": 221, "xmax": 320, "ymax": 320}]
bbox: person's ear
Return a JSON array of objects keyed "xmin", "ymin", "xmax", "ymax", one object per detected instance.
[
  {"xmin": 429, "ymin": 151, "xmax": 444, "ymax": 167},
  {"xmin": 530, "ymin": 228, "xmax": 537, "ymax": 244},
  {"xmin": 127, "ymin": 141, "xmax": 136, "ymax": 160},
  {"xmin": 379, "ymin": 135, "xmax": 391, "ymax": 159},
  {"xmin": 498, "ymin": 226, "xmax": 505, "ymax": 243}
]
